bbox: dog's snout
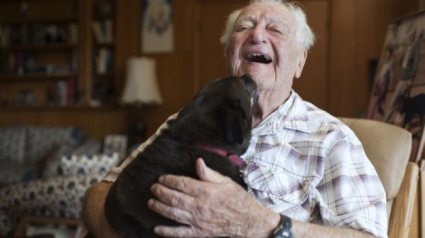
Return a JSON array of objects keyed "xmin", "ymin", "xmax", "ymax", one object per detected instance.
[{"xmin": 239, "ymin": 74, "xmax": 258, "ymax": 103}]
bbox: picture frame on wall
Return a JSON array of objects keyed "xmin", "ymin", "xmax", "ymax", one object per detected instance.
[
  {"xmin": 141, "ymin": 0, "xmax": 174, "ymax": 53},
  {"xmin": 14, "ymin": 216, "xmax": 83, "ymax": 238},
  {"xmin": 367, "ymin": 10, "xmax": 425, "ymax": 163}
]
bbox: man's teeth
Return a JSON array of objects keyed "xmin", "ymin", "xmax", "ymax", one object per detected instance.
[{"xmin": 247, "ymin": 53, "xmax": 272, "ymax": 63}]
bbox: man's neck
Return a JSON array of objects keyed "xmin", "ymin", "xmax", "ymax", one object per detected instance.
[{"xmin": 252, "ymin": 90, "xmax": 291, "ymax": 127}]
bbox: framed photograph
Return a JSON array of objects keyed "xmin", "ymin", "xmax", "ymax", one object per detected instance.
[
  {"xmin": 103, "ymin": 134, "xmax": 128, "ymax": 156},
  {"xmin": 141, "ymin": 0, "xmax": 174, "ymax": 53},
  {"xmin": 14, "ymin": 216, "xmax": 83, "ymax": 238},
  {"xmin": 367, "ymin": 10, "xmax": 425, "ymax": 163}
]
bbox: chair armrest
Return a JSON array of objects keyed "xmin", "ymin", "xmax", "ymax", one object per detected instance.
[{"xmin": 388, "ymin": 162, "xmax": 419, "ymax": 238}]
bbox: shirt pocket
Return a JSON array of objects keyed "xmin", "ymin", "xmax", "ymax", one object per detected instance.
[{"xmin": 244, "ymin": 144, "xmax": 316, "ymax": 206}]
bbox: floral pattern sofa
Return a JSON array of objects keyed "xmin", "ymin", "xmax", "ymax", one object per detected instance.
[{"xmin": 0, "ymin": 126, "xmax": 119, "ymax": 236}]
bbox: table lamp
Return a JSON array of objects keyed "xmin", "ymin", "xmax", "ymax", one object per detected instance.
[{"xmin": 121, "ymin": 57, "xmax": 163, "ymax": 142}]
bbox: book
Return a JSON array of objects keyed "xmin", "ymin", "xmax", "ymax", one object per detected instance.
[
  {"xmin": 92, "ymin": 21, "xmax": 105, "ymax": 44},
  {"xmin": 104, "ymin": 19, "xmax": 114, "ymax": 43},
  {"xmin": 69, "ymin": 23, "xmax": 79, "ymax": 44}
]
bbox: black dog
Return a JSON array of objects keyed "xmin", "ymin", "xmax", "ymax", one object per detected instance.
[{"xmin": 103, "ymin": 74, "xmax": 257, "ymax": 238}]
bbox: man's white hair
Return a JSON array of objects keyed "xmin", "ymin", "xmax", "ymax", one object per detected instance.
[{"xmin": 220, "ymin": 0, "xmax": 315, "ymax": 51}]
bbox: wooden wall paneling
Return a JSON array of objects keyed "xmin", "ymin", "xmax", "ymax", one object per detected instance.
[
  {"xmin": 79, "ymin": 0, "xmax": 92, "ymax": 104},
  {"xmin": 194, "ymin": 0, "xmax": 248, "ymax": 92},
  {"xmin": 329, "ymin": 0, "xmax": 360, "ymax": 117},
  {"xmin": 0, "ymin": 108, "xmax": 131, "ymax": 141},
  {"xmin": 138, "ymin": 0, "xmax": 199, "ymax": 138},
  {"xmin": 329, "ymin": 0, "xmax": 420, "ymax": 118},
  {"xmin": 293, "ymin": 0, "xmax": 330, "ymax": 111},
  {"xmin": 116, "ymin": 0, "xmax": 141, "ymax": 99},
  {"xmin": 392, "ymin": 0, "xmax": 420, "ymax": 19}
]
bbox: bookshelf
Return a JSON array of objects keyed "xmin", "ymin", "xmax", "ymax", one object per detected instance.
[
  {"xmin": 90, "ymin": 0, "xmax": 116, "ymax": 106},
  {"xmin": 0, "ymin": 0, "xmax": 80, "ymax": 107},
  {"xmin": 0, "ymin": 0, "xmax": 119, "ymax": 108}
]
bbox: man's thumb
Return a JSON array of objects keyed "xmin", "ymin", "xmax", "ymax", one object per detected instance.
[{"xmin": 196, "ymin": 158, "xmax": 228, "ymax": 183}]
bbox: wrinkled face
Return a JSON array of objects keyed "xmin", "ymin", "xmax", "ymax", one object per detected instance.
[{"xmin": 226, "ymin": 3, "xmax": 306, "ymax": 93}]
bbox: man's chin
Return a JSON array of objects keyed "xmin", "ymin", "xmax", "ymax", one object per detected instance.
[{"xmin": 239, "ymin": 71, "xmax": 274, "ymax": 84}]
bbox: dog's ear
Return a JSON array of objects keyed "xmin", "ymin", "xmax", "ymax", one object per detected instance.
[{"xmin": 218, "ymin": 101, "xmax": 246, "ymax": 144}]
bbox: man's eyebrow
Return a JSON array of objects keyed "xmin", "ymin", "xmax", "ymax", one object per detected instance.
[
  {"xmin": 236, "ymin": 15, "xmax": 291, "ymax": 27},
  {"xmin": 267, "ymin": 16, "xmax": 290, "ymax": 26},
  {"xmin": 235, "ymin": 15, "xmax": 256, "ymax": 24}
]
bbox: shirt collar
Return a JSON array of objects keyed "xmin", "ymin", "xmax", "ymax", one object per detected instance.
[{"xmin": 252, "ymin": 90, "xmax": 312, "ymax": 136}]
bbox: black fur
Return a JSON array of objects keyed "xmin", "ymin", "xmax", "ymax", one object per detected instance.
[{"xmin": 103, "ymin": 74, "xmax": 257, "ymax": 238}]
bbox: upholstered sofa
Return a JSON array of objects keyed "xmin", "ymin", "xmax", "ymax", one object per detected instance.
[{"xmin": 0, "ymin": 126, "xmax": 120, "ymax": 236}]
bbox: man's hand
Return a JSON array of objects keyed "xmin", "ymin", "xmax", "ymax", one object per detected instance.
[{"xmin": 148, "ymin": 158, "xmax": 280, "ymax": 238}]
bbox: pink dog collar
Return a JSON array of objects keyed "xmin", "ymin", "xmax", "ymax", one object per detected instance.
[{"xmin": 197, "ymin": 143, "xmax": 245, "ymax": 168}]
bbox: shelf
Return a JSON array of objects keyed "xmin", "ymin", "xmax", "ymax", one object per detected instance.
[
  {"xmin": 0, "ymin": 73, "xmax": 78, "ymax": 82},
  {"xmin": 95, "ymin": 43, "xmax": 115, "ymax": 47},
  {"xmin": 94, "ymin": 72, "xmax": 115, "ymax": 78},
  {"xmin": 0, "ymin": 18, "xmax": 78, "ymax": 24},
  {"xmin": 0, "ymin": 104, "xmax": 127, "ymax": 111},
  {"xmin": 93, "ymin": 14, "xmax": 115, "ymax": 21},
  {"xmin": 0, "ymin": 43, "xmax": 78, "ymax": 51}
]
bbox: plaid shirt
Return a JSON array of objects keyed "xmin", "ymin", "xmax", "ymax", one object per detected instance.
[{"xmin": 104, "ymin": 91, "xmax": 388, "ymax": 238}]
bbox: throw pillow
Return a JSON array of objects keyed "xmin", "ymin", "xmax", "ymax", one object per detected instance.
[
  {"xmin": 59, "ymin": 153, "xmax": 119, "ymax": 176},
  {"xmin": 41, "ymin": 139, "xmax": 101, "ymax": 179}
]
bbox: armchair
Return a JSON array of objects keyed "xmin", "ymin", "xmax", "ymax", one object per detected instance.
[
  {"xmin": 339, "ymin": 118, "xmax": 419, "ymax": 238},
  {"xmin": 77, "ymin": 118, "xmax": 418, "ymax": 238}
]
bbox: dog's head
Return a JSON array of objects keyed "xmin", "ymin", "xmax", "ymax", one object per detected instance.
[{"xmin": 168, "ymin": 74, "xmax": 257, "ymax": 155}]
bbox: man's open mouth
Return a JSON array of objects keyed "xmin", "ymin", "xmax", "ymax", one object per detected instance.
[{"xmin": 245, "ymin": 53, "xmax": 272, "ymax": 64}]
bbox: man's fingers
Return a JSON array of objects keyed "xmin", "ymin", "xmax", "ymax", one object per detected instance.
[
  {"xmin": 148, "ymin": 198, "xmax": 193, "ymax": 225},
  {"xmin": 157, "ymin": 174, "xmax": 206, "ymax": 196},
  {"xmin": 150, "ymin": 183, "xmax": 195, "ymax": 210},
  {"xmin": 153, "ymin": 225, "xmax": 199, "ymax": 238},
  {"xmin": 196, "ymin": 158, "xmax": 229, "ymax": 183}
]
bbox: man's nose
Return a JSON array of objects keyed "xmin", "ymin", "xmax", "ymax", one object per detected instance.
[{"xmin": 249, "ymin": 26, "xmax": 267, "ymax": 44}]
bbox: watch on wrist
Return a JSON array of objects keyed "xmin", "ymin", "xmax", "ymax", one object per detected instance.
[{"xmin": 271, "ymin": 214, "xmax": 293, "ymax": 238}]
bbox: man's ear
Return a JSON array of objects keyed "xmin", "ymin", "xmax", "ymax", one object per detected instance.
[
  {"xmin": 295, "ymin": 50, "xmax": 308, "ymax": 78},
  {"xmin": 218, "ymin": 103, "xmax": 244, "ymax": 144}
]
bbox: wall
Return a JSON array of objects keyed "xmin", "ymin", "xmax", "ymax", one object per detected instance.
[
  {"xmin": 0, "ymin": 0, "xmax": 421, "ymax": 141},
  {"xmin": 329, "ymin": 0, "xmax": 420, "ymax": 117},
  {"xmin": 116, "ymin": 0, "xmax": 197, "ymax": 139},
  {"xmin": 0, "ymin": 0, "xmax": 419, "ymax": 139}
]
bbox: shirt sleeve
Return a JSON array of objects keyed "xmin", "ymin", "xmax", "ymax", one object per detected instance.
[
  {"xmin": 316, "ymin": 132, "xmax": 388, "ymax": 238},
  {"xmin": 102, "ymin": 113, "xmax": 178, "ymax": 183}
]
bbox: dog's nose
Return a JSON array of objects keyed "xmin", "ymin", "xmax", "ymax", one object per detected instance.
[{"xmin": 240, "ymin": 73, "xmax": 252, "ymax": 80}]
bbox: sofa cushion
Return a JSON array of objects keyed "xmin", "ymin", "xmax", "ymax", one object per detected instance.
[
  {"xmin": 25, "ymin": 127, "xmax": 85, "ymax": 165},
  {"xmin": 0, "ymin": 127, "xmax": 27, "ymax": 165}
]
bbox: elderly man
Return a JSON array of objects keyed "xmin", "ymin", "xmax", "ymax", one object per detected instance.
[{"xmin": 83, "ymin": 1, "xmax": 388, "ymax": 238}]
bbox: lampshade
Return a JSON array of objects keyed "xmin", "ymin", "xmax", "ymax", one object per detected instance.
[{"xmin": 121, "ymin": 57, "xmax": 163, "ymax": 104}]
